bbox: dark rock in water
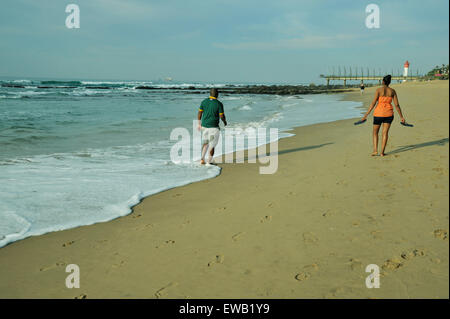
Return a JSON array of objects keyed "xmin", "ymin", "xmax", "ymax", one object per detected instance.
[
  {"xmin": 57, "ymin": 83, "xmax": 360, "ymax": 95},
  {"xmin": 135, "ymin": 86, "xmax": 158, "ymax": 90},
  {"xmin": 40, "ymin": 80, "xmax": 82, "ymax": 86},
  {"xmin": 37, "ymin": 86, "xmax": 78, "ymax": 89},
  {"xmin": 2, "ymin": 84, "xmax": 25, "ymax": 88}
]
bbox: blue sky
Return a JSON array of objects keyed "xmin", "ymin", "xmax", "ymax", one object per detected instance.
[{"xmin": 0, "ymin": 0, "xmax": 448, "ymax": 83}]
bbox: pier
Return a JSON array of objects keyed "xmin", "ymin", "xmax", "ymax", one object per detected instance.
[{"xmin": 320, "ymin": 66, "xmax": 422, "ymax": 87}]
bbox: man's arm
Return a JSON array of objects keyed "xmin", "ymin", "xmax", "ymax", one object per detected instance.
[
  {"xmin": 197, "ymin": 110, "xmax": 203, "ymax": 130},
  {"xmin": 220, "ymin": 113, "xmax": 227, "ymax": 126},
  {"xmin": 219, "ymin": 102, "xmax": 227, "ymax": 126}
]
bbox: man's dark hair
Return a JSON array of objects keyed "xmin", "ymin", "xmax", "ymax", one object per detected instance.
[
  {"xmin": 210, "ymin": 88, "xmax": 219, "ymax": 98},
  {"xmin": 382, "ymin": 75, "xmax": 392, "ymax": 86}
]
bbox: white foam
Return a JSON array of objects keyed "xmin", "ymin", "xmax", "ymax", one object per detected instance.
[{"xmin": 0, "ymin": 92, "xmax": 362, "ymax": 248}]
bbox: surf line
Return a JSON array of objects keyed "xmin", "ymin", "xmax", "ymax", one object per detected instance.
[{"xmin": 170, "ymin": 120, "xmax": 279, "ymax": 174}]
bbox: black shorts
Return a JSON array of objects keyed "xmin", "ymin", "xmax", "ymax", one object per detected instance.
[{"xmin": 373, "ymin": 116, "xmax": 393, "ymax": 125}]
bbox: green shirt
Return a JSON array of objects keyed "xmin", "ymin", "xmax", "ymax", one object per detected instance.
[{"xmin": 199, "ymin": 96, "xmax": 224, "ymax": 128}]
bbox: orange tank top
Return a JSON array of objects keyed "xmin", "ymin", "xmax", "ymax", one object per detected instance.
[{"xmin": 374, "ymin": 96, "xmax": 393, "ymax": 117}]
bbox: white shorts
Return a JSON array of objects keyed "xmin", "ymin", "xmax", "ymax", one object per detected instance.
[{"xmin": 202, "ymin": 127, "xmax": 220, "ymax": 148}]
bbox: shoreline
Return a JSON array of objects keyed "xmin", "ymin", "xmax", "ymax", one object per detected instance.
[
  {"xmin": 0, "ymin": 81, "xmax": 448, "ymax": 298},
  {"xmin": 0, "ymin": 91, "xmax": 362, "ymax": 249}
]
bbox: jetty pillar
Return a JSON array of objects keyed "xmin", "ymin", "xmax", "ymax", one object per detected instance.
[
  {"xmin": 326, "ymin": 79, "xmax": 330, "ymax": 87},
  {"xmin": 343, "ymin": 79, "xmax": 346, "ymax": 87}
]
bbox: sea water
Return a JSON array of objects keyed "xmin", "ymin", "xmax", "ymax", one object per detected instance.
[{"xmin": 0, "ymin": 79, "xmax": 362, "ymax": 247}]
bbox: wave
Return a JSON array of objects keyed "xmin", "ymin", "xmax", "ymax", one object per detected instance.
[
  {"xmin": 238, "ymin": 104, "xmax": 252, "ymax": 111},
  {"xmin": 8, "ymin": 135, "xmax": 66, "ymax": 144},
  {"xmin": 40, "ymin": 80, "xmax": 82, "ymax": 86}
]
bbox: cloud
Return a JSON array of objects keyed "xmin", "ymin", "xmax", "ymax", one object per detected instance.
[{"xmin": 213, "ymin": 34, "xmax": 359, "ymax": 50}]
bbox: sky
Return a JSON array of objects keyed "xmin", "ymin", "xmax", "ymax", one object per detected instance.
[{"xmin": 0, "ymin": 0, "xmax": 448, "ymax": 84}]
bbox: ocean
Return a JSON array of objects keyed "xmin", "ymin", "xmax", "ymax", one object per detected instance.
[{"xmin": 0, "ymin": 79, "xmax": 362, "ymax": 247}]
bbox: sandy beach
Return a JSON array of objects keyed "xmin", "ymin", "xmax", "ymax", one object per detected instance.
[{"xmin": 0, "ymin": 80, "xmax": 448, "ymax": 299}]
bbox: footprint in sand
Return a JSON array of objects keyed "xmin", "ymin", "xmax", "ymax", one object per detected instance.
[
  {"xmin": 294, "ymin": 272, "xmax": 310, "ymax": 282},
  {"xmin": 232, "ymin": 232, "xmax": 245, "ymax": 241},
  {"xmin": 180, "ymin": 220, "xmax": 191, "ymax": 228},
  {"xmin": 370, "ymin": 230, "xmax": 383, "ymax": 239},
  {"xmin": 135, "ymin": 223, "xmax": 153, "ymax": 231},
  {"xmin": 382, "ymin": 258, "xmax": 403, "ymax": 272},
  {"xmin": 112, "ymin": 260, "xmax": 126, "ymax": 268},
  {"xmin": 377, "ymin": 193, "xmax": 394, "ymax": 200},
  {"xmin": 40, "ymin": 261, "xmax": 67, "ymax": 272},
  {"xmin": 155, "ymin": 282, "xmax": 178, "ymax": 299},
  {"xmin": 400, "ymin": 249, "xmax": 425, "ymax": 260},
  {"xmin": 433, "ymin": 229, "xmax": 448, "ymax": 240},
  {"xmin": 302, "ymin": 232, "xmax": 318, "ymax": 244},
  {"xmin": 351, "ymin": 220, "xmax": 360, "ymax": 227},
  {"xmin": 432, "ymin": 167, "xmax": 444, "ymax": 175},
  {"xmin": 325, "ymin": 287, "xmax": 355, "ymax": 298},
  {"xmin": 132, "ymin": 213, "xmax": 142, "ymax": 219},
  {"xmin": 155, "ymin": 240, "xmax": 175, "ymax": 248},
  {"xmin": 260, "ymin": 215, "xmax": 272, "ymax": 223},
  {"xmin": 92, "ymin": 239, "xmax": 109, "ymax": 249},
  {"xmin": 322, "ymin": 210, "xmax": 334, "ymax": 217},
  {"xmin": 74, "ymin": 294, "xmax": 87, "ymax": 299},
  {"xmin": 381, "ymin": 249, "xmax": 426, "ymax": 275},
  {"xmin": 294, "ymin": 263, "xmax": 319, "ymax": 282},
  {"xmin": 62, "ymin": 241, "xmax": 75, "ymax": 247},
  {"xmin": 217, "ymin": 206, "xmax": 227, "ymax": 213},
  {"xmin": 367, "ymin": 215, "xmax": 378, "ymax": 225},
  {"xmin": 207, "ymin": 255, "xmax": 224, "ymax": 267},
  {"xmin": 348, "ymin": 258, "xmax": 363, "ymax": 271},
  {"xmin": 336, "ymin": 180, "xmax": 348, "ymax": 186}
]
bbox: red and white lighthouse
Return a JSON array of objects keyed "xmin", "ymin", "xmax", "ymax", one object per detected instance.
[{"xmin": 403, "ymin": 60, "xmax": 410, "ymax": 77}]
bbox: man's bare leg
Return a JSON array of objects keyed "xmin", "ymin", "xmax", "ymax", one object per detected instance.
[
  {"xmin": 380, "ymin": 123, "xmax": 391, "ymax": 156},
  {"xmin": 200, "ymin": 143, "xmax": 209, "ymax": 164},
  {"xmin": 207, "ymin": 147, "xmax": 215, "ymax": 164},
  {"xmin": 372, "ymin": 124, "xmax": 381, "ymax": 156}
]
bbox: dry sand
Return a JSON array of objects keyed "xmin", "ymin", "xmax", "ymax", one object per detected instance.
[{"xmin": 0, "ymin": 80, "xmax": 448, "ymax": 299}]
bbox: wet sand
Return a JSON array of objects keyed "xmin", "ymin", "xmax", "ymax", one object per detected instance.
[{"xmin": 0, "ymin": 80, "xmax": 448, "ymax": 298}]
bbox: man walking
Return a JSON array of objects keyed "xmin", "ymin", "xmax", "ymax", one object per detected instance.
[{"xmin": 197, "ymin": 88, "xmax": 227, "ymax": 165}]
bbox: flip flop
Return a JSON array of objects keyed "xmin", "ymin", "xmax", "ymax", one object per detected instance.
[
  {"xmin": 354, "ymin": 119, "xmax": 366, "ymax": 125},
  {"xmin": 401, "ymin": 122, "xmax": 414, "ymax": 127}
]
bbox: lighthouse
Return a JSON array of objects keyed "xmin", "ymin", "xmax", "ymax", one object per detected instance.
[{"xmin": 403, "ymin": 60, "xmax": 410, "ymax": 77}]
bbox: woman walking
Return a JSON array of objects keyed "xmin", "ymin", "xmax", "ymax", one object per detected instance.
[{"xmin": 361, "ymin": 75, "xmax": 406, "ymax": 156}]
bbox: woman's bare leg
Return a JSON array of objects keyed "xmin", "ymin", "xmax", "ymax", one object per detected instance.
[
  {"xmin": 380, "ymin": 123, "xmax": 391, "ymax": 156},
  {"xmin": 372, "ymin": 124, "xmax": 381, "ymax": 155}
]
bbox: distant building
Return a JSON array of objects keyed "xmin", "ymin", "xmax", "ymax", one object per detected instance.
[
  {"xmin": 403, "ymin": 60, "xmax": 410, "ymax": 82},
  {"xmin": 403, "ymin": 61, "xmax": 410, "ymax": 77}
]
